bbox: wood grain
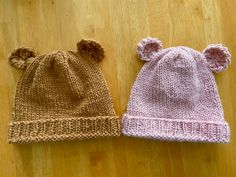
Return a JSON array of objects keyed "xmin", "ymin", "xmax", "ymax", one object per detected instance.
[{"xmin": 0, "ymin": 0, "xmax": 235, "ymax": 176}]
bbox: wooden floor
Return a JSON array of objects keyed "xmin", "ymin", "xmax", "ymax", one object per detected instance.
[{"xmin": 0, "ymin": 0, "xmax": 235, "ymax": 177}]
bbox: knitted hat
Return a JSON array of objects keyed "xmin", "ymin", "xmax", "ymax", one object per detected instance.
[
  {"xmin": 122, "ymin": 37, "xmax": 231, "ymax": 143},
  {"xmin": 8, "ymin": 39, "xmax": 120, "ymax": 143}
]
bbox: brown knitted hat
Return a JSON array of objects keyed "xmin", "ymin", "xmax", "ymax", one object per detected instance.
[{"xmin": 8, "ymin": 39, "xmax": 121, "ymax": 143}]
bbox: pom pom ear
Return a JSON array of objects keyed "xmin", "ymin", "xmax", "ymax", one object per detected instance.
[
  {"xmin": 202, "ymin": 44, "xmax": 231, "ymax": 73},
  {"xmin": 137, "ymin": 37, "xmax": 163, "ymax": 61},
  {"xmin": 77, "ymin": 39, "xmax": 105, "ymax": 62},
  {"xmin": 8, "ymin": 47, "xmax": 37, "ymax": 70}
]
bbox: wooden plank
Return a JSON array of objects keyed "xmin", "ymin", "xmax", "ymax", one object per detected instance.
[{"xmin": 0, "ymin": 0, "xmax": 235, "ymax": 176}]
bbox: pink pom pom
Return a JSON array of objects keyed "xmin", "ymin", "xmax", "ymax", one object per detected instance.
[
  {"xmin": 137, "ymin": 37, "xmax": 163, "ymax": 61},
  {"xmin": 202, "ymin": 44, "xmax": 231, "ymax": 73}
]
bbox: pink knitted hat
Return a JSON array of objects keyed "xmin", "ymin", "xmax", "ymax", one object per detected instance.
[{"xmin": 122, "ymin": 37, "xmax": 231, "ymax": 143}]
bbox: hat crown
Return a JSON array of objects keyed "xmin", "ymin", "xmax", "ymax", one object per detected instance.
[
  {"xmin": 13, "ymin": 50, "xmax": 115, "ymax": 119},
  {"xmin": 158, "ymin": 48, "xmax": 200, "ymax": 103}
]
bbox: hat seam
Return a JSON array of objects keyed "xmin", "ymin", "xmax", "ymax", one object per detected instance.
[
  {"xmin": 9, "ymin": 116, "xmax": 121, "ymax": 143},
  {"xmin": 122, "ymin": 114, "xmax": 230, "ymax": 143}
]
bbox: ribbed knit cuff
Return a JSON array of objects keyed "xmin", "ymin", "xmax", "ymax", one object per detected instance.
[
  {"xmin": 9, "ymin": 116, "xmax": 121, "ymax": 143},
  {"xmin": 122, "ymin": 114, "xmax": 230, "ymax": 143}
]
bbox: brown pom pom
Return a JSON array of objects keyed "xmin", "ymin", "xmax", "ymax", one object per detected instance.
[
  {"xmin": 8, "ymin": 47, "xmax": 37, "ymax": 70},
  {"xmin": 77, "ymin": 39, "xmax": 105, "ymax": 61}
]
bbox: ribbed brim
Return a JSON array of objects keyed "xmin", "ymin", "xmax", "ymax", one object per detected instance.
[
  {"xmin": 122, "ymin": 114, "xmax": 230, "ymax": 143},
  {"xmin": 9, "ymin": 116, "xmax": 121, "ymax": 143}
]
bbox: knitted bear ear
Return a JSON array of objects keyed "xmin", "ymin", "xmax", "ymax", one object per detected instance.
[
  {"xmin": 77, "ymin": 39, "xmax": 105, "ymax": 62},
  {"xmin": 137, "ymin": 37, "xmax": 163, "ymax": 61},
  {"xmin": 202, "ymin": 44, "xmax": 231, "ymax": 73},
  {"xmin": 8, "ymin": 47, "xmax": 37, "ymax": 70}
]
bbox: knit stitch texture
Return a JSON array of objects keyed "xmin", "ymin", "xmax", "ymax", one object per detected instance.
[
  {"xmin": 122, "ymin": 37, "xmax": 231, "ymax": 143},
  {"xmin": 8, "ymin": 39, "xmax": 120, "ymax": 143}
]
